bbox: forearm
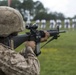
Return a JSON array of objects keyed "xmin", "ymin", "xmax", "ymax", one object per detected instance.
[
  {"xmin": 20, "ymin": 46, "xmax": 36, "ymax": 58},
  {"xmin": 19, "ymin": 46, "xmax": 40, "ymax": 75},
  {"xmin": 0, "ymin": 44, "xmax": 40, "ymax": 75}
]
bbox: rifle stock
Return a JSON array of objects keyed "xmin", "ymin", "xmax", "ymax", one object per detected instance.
[{"xmin": 12, "ymin": 34, "xmax": 29, "ymax": 49}]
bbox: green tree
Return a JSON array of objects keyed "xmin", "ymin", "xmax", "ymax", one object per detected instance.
[
  {"xmin": 34, "ymin": 1, "xmax": 45, "ymax": 14},
  {"xmin": 11, "ymin": 0, "xmax": 21, "ymax": 10},
  {"xmin": 0, "ymin": 0, "xmax": 65, "ymax": 20},
  {"xmin": 56, "ymin": 12, "xmax": 65, "ymax": 20},
  {"xmin": 20, "ymin": 0, "xmax": 34, "ymax": 14},
  {"xmin": 0, "ymin": 0, "xmax": 8, "ymax": 6}
]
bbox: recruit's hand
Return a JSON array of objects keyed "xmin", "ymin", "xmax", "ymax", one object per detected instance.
[
  {"xmin": 25, "ymin": 41, "xmax": 36, "ymax": 51},
  {"xmin": 41, "ymin": 31, "xmax": 50, "ymax": 42},
  {"xmin": 25, "ymin": 31, "xmax": 50, "ymax": 51}
]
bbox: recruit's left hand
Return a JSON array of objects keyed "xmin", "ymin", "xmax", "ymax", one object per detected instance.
[{"xmin": 41, "ymin": 31, "xmax": 50, "ymax": 42}]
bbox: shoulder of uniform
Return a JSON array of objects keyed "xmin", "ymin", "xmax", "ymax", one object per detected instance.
[{"xmin": 0, "ymin": 43, "xmax": 12, "ymax": 50}]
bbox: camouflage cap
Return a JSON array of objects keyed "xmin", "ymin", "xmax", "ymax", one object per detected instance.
[{"xmin": 0, "ymin": 6, "xmax": 25, "ymax": 37}]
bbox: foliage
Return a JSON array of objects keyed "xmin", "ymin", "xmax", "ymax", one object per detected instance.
[{"xmin": 0, "ymin": 0, "xmax": 65, "ymax": 20}]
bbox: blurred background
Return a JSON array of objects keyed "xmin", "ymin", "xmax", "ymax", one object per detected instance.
[{"xmin": 0, "ymin": 0, "xmax": 76, "ymax": 75}]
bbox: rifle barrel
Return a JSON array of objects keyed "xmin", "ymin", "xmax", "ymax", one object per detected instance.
[
  {"xmin": 59, "ymin": 30, "xmax": 66, "ymax": 33},
  {"xmin": 47, "ymin": 30, "xmax": 66, "ymax": 36}
]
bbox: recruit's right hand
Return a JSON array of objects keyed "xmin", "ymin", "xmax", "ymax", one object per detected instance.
[{"xmin": 25, "ymin": 41, "xmax": 36, "ymax": 51}]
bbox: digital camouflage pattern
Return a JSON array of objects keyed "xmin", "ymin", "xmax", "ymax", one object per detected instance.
[
  {"xmin": 0, "ymin": 6, "xmax": 40, "ymax": 75},
  {"xmin": 0, "ymin": 43, "xmax": 40, "ymax": 75},
  {"xmin": 0, "ymin": 6, "xmax": 24, "ymax": 37}
]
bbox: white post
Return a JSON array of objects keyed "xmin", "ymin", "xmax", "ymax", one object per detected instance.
[{"xmin": 8, "ymin": 0, "xmax": 11, "ymax": 7}]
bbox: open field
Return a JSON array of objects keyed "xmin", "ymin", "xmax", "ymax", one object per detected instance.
[
  {"xmin": 38, "ymin": 29, "xmax": 76, "ymax": 75},
  {"xmin": 16, "ymin": 27, "xmax": 76, "ymax": 75}
]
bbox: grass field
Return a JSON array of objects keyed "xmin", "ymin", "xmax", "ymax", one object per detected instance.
[
  {"xmin": 16, "ymin": 27, "xmax": 76, "ymax": 75},
  {"xmin": 38, "ymin": 29, "xmax": 76, "ymax": 75}
]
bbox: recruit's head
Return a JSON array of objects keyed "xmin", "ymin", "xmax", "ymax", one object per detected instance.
[{"xmin": 0, "ymin": 6, "xmax": 25, "ymax": 37}]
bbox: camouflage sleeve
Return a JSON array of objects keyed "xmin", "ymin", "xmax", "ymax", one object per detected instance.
[{"xmin": 0, "ymin": 44, "xmax": 40, "ymax": 75}]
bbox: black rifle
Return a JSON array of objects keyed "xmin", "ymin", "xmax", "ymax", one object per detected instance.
[{"xmin": 0, "ymin": 23, "xmax": 66, "ymax": 56}]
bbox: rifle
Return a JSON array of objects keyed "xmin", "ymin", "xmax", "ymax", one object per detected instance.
[{"xmin": 0, "ymin": 23, "xmax": 66, "ymax": 56}]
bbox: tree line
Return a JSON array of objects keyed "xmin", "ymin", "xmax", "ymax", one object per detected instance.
[{"xmin": 0, "ymin": 0, "xmax": 68, "ymax": 21}]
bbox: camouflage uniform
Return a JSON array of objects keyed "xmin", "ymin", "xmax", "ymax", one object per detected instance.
[
  {"xmin": 0, "ymin": 6, "xmax": 40, "ymax": 75},
  {"xmin": 0, "ymin": 43, "xmax": 40, "ymax": 75}
]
